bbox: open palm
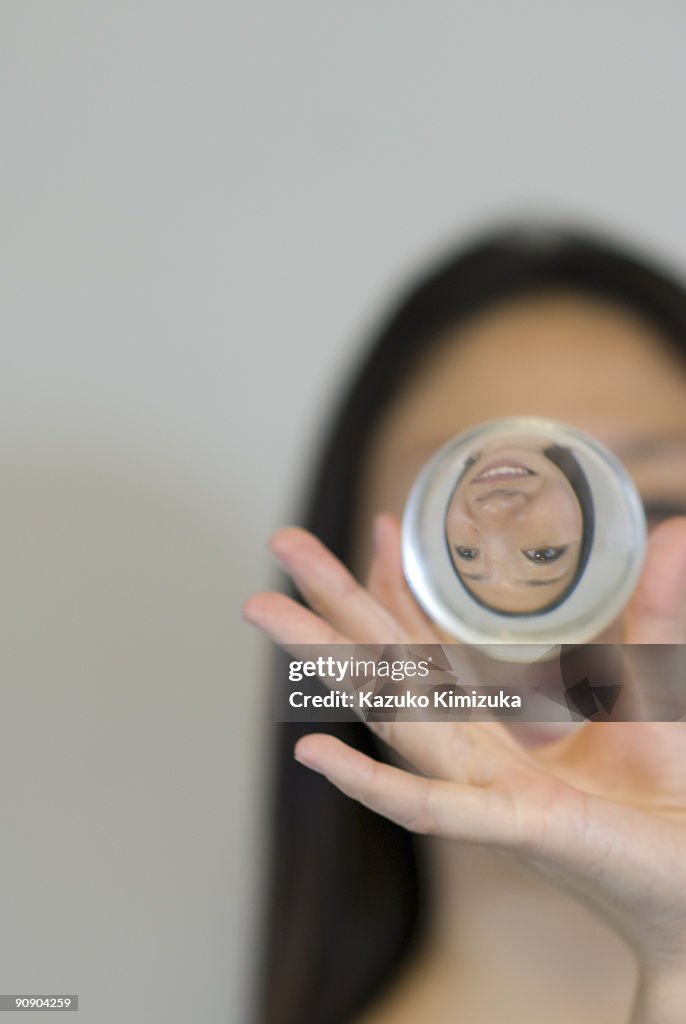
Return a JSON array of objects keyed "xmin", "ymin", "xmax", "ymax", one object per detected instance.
[{"xmin": 244, "ymin": 513, "xmax": 686, "ymax": 1015}]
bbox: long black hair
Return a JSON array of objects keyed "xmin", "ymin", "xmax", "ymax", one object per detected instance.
[{"xmin": 254, "ymin": 222, "xmax": 686, "ymax": 1024}]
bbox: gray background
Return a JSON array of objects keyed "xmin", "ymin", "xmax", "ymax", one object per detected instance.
[{"xmin": 2, "ymin": 2, "xmax": 686, "ymax": 1021}]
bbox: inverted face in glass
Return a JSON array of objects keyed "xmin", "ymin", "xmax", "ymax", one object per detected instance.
[{"xmin": 444, "ymin": 437, "xmax": 592, "ymax": 614}]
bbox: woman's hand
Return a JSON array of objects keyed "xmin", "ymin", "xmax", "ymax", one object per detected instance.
[{"xmin": 244, "ymin": 514, "xmax": 686, "ymax": 1022}]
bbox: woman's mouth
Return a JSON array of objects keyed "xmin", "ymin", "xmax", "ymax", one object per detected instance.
[{"xmin": 472, "ymin": 461, "xmax": 535, "ymax": 484}]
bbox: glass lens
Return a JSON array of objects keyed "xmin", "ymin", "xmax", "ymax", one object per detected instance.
[{"xmin": 402, "ymin": 418, "xmax": 646, "ymax": 660}]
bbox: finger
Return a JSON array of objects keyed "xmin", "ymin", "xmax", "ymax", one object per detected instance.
[
  {"xmin": 245, "ymin": 569, "xmax": 528, "ymax": 783},
  {"xmin": 269, "ymin": 527, "xmax": 406, "ymax": 644},
  {"xmin": 624, "ymin": 517, "xmax": 686, "ymax": 644},
  {"xmin": 243, "ymin": 592, "xmax": 350, "ymax": 648},
  {"xmin": 365, "ymin": 513, "xmax": 526, "ymax": 758},
  {"xmin": 366, "ymin": 513, "xmax": 444, "ymax": 642},
  {"xmin": 295, "ymin": 735, "xmax": 673, "ymax": 905},
  {"xmin": 294, "ymin": 733, "xmax": 521, "ymax": 847},
  {"xmin": 244, "ymin": 592, "xmax": 526, "ymax": 781}
]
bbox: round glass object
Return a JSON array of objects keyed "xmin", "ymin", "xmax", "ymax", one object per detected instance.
[{"xmin": 401, "ymin": 417, "xmax": 646, "ymax": 661}]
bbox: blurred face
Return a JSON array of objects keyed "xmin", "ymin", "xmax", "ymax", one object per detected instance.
[
  {"xmin": 446, "ymin": 442, "xmax": 584, "ymax": 612},
  {"xmin": 353, "ymin": 292, "xmax": 686, "ymax": 644}
]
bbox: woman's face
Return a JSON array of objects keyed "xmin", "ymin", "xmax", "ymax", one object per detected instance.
[
  {"xmin": 446, "ymin": 442, "xmax": 584, "ymax": 613},
  {"xmin": 354, "ymin": 291, "xmax": 686, "ymax": 645}
]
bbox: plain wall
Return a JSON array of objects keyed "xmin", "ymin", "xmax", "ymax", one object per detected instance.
[{"xmin": 3, "ymin": 2, "xmax": 686, "ymax": 1021}]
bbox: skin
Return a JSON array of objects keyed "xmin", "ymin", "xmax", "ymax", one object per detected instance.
[
  {"xmin": 244, "ymin": 292, "xmax": 686, "ymax": 1023},
  {"xmin": 446, "ymin": 441, "xmax": 584, "ymax": 612}
]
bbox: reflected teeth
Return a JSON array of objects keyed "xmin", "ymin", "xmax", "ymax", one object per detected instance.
[{"xmin": 477, "ymin": 465, "xmax": 530, "ymax": 480}]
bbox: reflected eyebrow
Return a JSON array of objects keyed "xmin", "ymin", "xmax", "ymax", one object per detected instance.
[{"xmin": 460, "ymin": 572, "xmax": 486, "ymax": 581}]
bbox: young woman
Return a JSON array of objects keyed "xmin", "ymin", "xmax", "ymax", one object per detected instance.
[{"xmin": 244, "ymin": 224, "xmax": 686, "ymax": 1024}]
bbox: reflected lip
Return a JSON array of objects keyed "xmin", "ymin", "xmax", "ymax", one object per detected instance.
[{"xmin": 472, "ymin": 460, "xmax": 536, "ymax": 484}]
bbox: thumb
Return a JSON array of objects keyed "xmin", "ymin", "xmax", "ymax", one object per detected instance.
[{"xmin": 624, "ymin": 517, "xmax": 686, "ymax": 643}]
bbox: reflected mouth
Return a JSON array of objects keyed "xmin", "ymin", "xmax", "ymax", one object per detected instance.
[
  {"xmin": 475, "ymin": 487, "xmax": 529, "ymax": 503},
  {"xmin": 472, "ymin": 461, "xmax": 535, "ymax": 484}
]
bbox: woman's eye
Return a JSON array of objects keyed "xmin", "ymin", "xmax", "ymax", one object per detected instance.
[
  {"xmin": 522, "ymin": 546, "xmax": 567, "ymax": 564},
  {"xmin": 455, "ymin": 546, "xmax": 479, "ymax": 561},
  {"xmin": 642, "ymin": 499, "xmax": 686, "ymax": 527}
]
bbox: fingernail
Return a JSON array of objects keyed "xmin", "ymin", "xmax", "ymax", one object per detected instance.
[
  {"xmin": 271, "ymin": 551, "xmax": 289, "ymax": 573},
  {"xmin": 294, "ymin": 744, "xmax": 318, "ymax": 770},
  {"xmin": 268, "ymin": 538, "xmax": 289, "ymax": 572}
]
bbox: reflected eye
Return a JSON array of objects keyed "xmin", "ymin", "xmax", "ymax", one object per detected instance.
[
  {"xmin": 455, "ymin": 546, "xmax": 479, "ymax": 561},
  {"xmin": 522, "ymin": 546, "xmax": 567, "ymax": 564}
]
